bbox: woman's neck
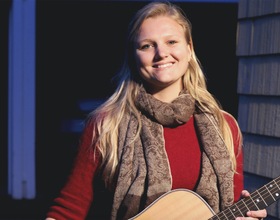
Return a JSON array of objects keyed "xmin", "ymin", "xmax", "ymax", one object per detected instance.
[{"xmin": 148, "ymin": 84, "xmax": 183, "ymax": 103}]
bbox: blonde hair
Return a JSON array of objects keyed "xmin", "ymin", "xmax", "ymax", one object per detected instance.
[{"xmin": 89, "ymin": 1, "xmax": 242, "ymax": 187}]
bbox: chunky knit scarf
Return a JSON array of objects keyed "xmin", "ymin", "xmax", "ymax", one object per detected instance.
[{"xmin": 110, "ymin": 88, "xmax": 234, "ymax": 220}]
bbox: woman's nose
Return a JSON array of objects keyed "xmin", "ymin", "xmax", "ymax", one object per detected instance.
[{"xmin": 155, "ymin": 45, "xmax": 169, "ymax": 59}]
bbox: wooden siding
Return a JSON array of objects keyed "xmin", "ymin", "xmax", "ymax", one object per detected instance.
[{"xmin": 237, "ymin": 0, "xmax": 280, "ymax": 219}]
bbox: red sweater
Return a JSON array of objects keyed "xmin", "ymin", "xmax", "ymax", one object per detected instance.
[{"xmin": 46, "ymin": 113, "xmax": 244, "ymax": 219}]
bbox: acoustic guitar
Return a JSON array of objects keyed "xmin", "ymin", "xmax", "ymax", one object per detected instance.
[{"xmin": 129, "ymin": 175, "xmax": 280, "ymax": 220}]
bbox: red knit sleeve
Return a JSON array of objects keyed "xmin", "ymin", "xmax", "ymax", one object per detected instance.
[
  {"xmin": 223, "ymin": 112, "xmax": 244, "ymax": 202},
  {"xmin": 46, "ymin": 120, "xmax": 101, "ymax": 220}
]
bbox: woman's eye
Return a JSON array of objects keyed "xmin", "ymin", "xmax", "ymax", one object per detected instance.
[
  {"xmin": 140, "ymin": 44, "xmax": 152, "ymax": 50},
  {"xmin": 168, "ymin": 40, "xmax": 177, "ymax": 45}
]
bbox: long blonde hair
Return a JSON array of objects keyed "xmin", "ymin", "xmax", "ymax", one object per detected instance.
[{"xmin": 89, "ymin": 1, "xmax": 242, "ymax": 187}]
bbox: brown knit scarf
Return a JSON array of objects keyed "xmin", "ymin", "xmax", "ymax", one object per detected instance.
[{"xmin": 110, "ymin": 88, "xmax": 234, "ymax": 220}]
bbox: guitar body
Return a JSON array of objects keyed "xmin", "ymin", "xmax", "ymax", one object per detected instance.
[
  {"xmin": 129, "ymin": 176, "xmax": 280, "ymax": 220},
  {"xmin": 129, "ymin": 189, "xmax": 215, "ymax": 220}
]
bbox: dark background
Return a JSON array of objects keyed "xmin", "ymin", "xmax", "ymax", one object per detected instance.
[{"xmin": 1, "ymin": 0, "xmax": 238, "ymax": 219}]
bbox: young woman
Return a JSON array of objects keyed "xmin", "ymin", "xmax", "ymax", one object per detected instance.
[{"xmin": 46, "ymin": 1, "xmax": 267, "ymax": 219}]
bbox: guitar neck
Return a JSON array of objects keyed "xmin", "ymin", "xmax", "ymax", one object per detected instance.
[{"xmin": 210, "ymin": 176, "xmax": 280, "ymax": 220}]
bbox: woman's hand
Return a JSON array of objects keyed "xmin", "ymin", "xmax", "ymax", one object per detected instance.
[{"xmin": 235, "ymin": 190, "xmax": 267, "ymax": 220}]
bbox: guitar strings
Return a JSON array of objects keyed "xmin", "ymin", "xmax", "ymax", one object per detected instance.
[{"xmin": 211, "ymin": 176, "xmax": 280, "ymax": 220}]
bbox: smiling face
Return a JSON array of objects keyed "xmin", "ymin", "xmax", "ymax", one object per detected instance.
[{"xmin": 135, "ymin": 15, "xmax": 192, "ymax": 101}]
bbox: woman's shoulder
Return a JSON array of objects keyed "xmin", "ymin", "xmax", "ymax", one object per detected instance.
[
  {"xmin": 221, "ymin": 110, "xmax": 242, "ymax": 145},
  {"xmin": 221, "ymin": 110, "xmax": 241, "ymax": 136},
  {"xmin": 221, "ymin": 110, "xmax": 238, "ymax": 127}
]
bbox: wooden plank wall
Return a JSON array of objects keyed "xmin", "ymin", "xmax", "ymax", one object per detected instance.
[{"xmin": 236, "ymin": 0, "xmax": 280, "ymax": 219}]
